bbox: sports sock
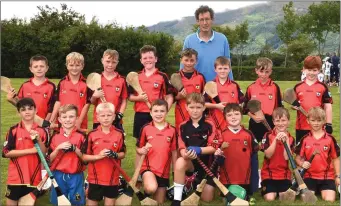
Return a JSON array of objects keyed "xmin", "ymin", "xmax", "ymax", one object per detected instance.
[{"xmin": 173, "ymin": 182, "xmax": 184, "ymax": 201}]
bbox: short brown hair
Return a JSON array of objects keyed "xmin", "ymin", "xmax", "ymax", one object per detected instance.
[
  {"xmin": 307, "ymin": 107, "xmax": 326, "ymax": 122},
  {"xmin": 215, "ymin": 56, "xmax": 230, "ymax": 68},
  {"xmin": 151, "ymin": 99, "xmax": 169, "ymax": 111},
  {"xmin": 186, "ymin": 93, "xmax": 205, "ymax": 106},
  {"xmin": 103, "ymin": 49, "xmax": 119, "ymax": 59},
  {"xmin": 30, "ymin": 55, "xmax": 48, "ymax": 67},
  {"xmin": 180, "ymin": 48, "xmax": 198, "ymax": 59},
  {"xmin": 272, "ymin": 107, "xmax": 290, "ymax": 120},
  {"xmin": 223, "ymin": 103, "xmax": 242, "ymax": 116},
  {"xmin": 195, "ymin": 5, "xmax": 214, "ymax": 20},
  {"xmin": 303, "ymin": 56, "xmax": 322, "ymax": 70},
  {"xmin": 140, "ymin": 45, "xmax": 157, "ymax": 57},
  {"xmin": 58, "ymin": 104, "xmax": 78, "ymax": 116},
  {"xmin": 255, "ymin": 57, "xmax": 273, "ymax": 71}
]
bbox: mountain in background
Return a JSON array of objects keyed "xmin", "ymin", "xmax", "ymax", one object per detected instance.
[{"xmin": 148, "ymin": 1, "xmax": 339, "ymax": 54}]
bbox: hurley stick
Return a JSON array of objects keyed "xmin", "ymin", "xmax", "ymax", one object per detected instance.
[
  {"xmin": 111, "ymin": 153, "xmax": 158, "ymax": 205},
  {"xmin": 18, "ymin": 151, "xmax": 66, "ymax": 205},
  {"xmin": 126, "ymin": 72, "xmax": 151, "ymax": 108},
  {"xmin": 170, "ymin": 73, "xmax": 184, "ymax": 92},
  {"xmin": 282, "ymin": 141, "xmax": 317, "ymax": 204},
  {"xmin": 283, "ymin": 88, "xmax": 308, "ymax": 117},
  {"xmin": 30, "ymin": 134, "xmax": 71, "ymax": 205},
  {"xmin": 247, "ymin": 99, "xmax": 272, "ymax": 131},
  {"xmin": 181, "ymin": 142, "xmax": 228, "ymax": 205},
  {"xmin": 196, "ymin": 158, "xmax": 249, "ymax": 205},
  {"xmin": 204, "ymin": 81, "xmax": 221, "ymax": 103}
]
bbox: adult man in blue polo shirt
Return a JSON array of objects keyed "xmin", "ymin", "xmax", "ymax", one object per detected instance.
[{"xmin": 182, "ymin": 5, "xmax": 234, "ymax": 81}]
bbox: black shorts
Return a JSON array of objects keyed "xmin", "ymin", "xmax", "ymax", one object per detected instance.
[
  {"xmin": 133, "ymin": 112, "xmax": 152, "ymax": 138},
  {"xmin": 296, "ymin": 130, "xmax": 310, "ymax": 145},
  {"xmin": 141, "ymin": 170, "xmax": 169, "ymax": 187},
  {"xmin": 249, "ymin": 114, "xmax": 274, "ymax": 142},
  {"xmin": 304, "ymin": 178, "xmax": 336, "ymax": 193},
  {"xmin": 5, "ymin": 185, "xmax": 35, "ymax": 201},
  {"xmin": 222, "ymin": 184, "xmax": 252, "ymax": 196},
  {"xmin": 87, "ymin": 183, "xmax": 119, "ymax": 201},
  {"xmin": 260, "ymin": 179, "xmax": 291, "ymax": 196}
]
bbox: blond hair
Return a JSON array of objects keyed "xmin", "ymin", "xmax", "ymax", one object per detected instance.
[
  {"xmin": 272, "ymin": 107, "xmax": 290, "ymax": 120},
  {"xmin": 214, "ymin": 56, "xmax": 230, "ymax": 68},
  {"xmin": 186, "ymin": 92, "xmax": 205, "ymax": 106},
  {"xmin": 66, "ymin": 52, "xmax": 84, "ymax": 65},
  {"xmin": 256, "ymin": 57, "xmax": 273, "ymax": 71},
  {"xmin": 103, "ymin": 49, "xmax": 119, "ymax": 60},
  {"xmin": 58, "ymin": 104, "xmax": 78, "ymax": 116},
  {"xmin": 96, "ymin": 102, "xmax": 115, "ymax": 114},
  {"xmin": 307, "ymin": 107, "xmax": 326, "ymax": 122}
]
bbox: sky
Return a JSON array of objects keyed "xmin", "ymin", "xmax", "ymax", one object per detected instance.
[{"xmin": 1, "ymin": 1, "xmax": 267, "ymax": 27}]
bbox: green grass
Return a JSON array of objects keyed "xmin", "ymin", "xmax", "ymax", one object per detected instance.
[{"xmin": 1, "ymin": 79, "xmax": 339, "ymax": 205}]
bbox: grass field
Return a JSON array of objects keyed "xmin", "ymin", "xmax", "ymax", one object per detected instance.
[{"xmin": 1, "ymin": 79, "xmax": 340, "ymax": 205}]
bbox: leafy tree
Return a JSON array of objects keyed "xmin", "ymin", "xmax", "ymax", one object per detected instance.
[{"xmin": 276, "ymin": 1, "xmax": 299, "ymax": 67}]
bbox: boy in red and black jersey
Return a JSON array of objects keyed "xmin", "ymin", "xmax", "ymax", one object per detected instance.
[
  {"xmin": 7, "ymin": 55, "xmax": 56, "ymax": 121},
  {"xmin": 217, "ymin": 103, "xmax": 258, "ymax": 198},
  {"xmin": 174, "ymin": 48, "xmax": 205, "ymax": 131},
  {"xmin": 82, "ymin": 102, "xmax": 126, "ymax": 206},
  {"xmin": 295, "ymin": 107, "xmax": 340, "ymax": 202},
  {"xmin": 136, "ymin": 99, "xmax": 177, "ymax": 204},
  {"xmin": 90, "ymin": 49, "xmax": 128, "ymax": 130},
  {"xmin": 260, "ymin": 107, "xmax": 295, "ymax": 201},
  {"xmin": 293, "ymin": 56, "xmax": 333, "ymax": 143},
  {"xmin": 171, "ymin": 93, "xmax": 221, "ymax": 206},
  {"xmin": 128, "ymin": 45, "xmax": 174, "ymax": 140},
  {"xmin": 205, "ymin": 56, "xmax": 244, "ymax": 131},
  {"xmin": 244, "ymin": 57, "xmax": 282, "ymax": 142},
  {"xmin": 50, "ymin": 52, "xmax": 92, "ymax": 131},
  {"xmin": 2, "ymin": 98, "xmax": 48, "ymax": 205},
  {"xmin": 48, "ymin": 104, "xmax": 87, "ymax": 205}
]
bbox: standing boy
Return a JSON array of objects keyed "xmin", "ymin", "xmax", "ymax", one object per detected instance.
[
  {"xmin": 2, "ymin": 98, "xmax": 48, "ymax": 205},
  {"xmin": 260, "ymin": 107, "xmax": 295, "ymax": 201},
  {"xmin": 50, "ymin": 52, "xmax": 92, "ymax": 131},
  {"xmin": 295, "ymin": 107, "xmax": 340, "ymax": 202},
  {"xmin": 174, "ymin": 48, "xmax": 205, "ymax": 130},
  {"xmin": 293, "ymin": 56, "xmax": 333, "ymax": 143},
  {"xmin": 7, "ymin": 55, "xmax": 56, "ymax": 121},
  {"xmin": 137, "ymin": 99, "xmax": 178, "ymax": 204},
  {"xmin": 171, "ymin": 93, "xmax": 220, "ymax": 206},
  {"xmin": 205, "ymin": 56, "xmax": 244, "ymax": 131},
  {"xmin": 90, "ymin": 49, "xmax": 128, "ymax": 130},
  {"xmin": 48, "ymin": 104, "xmax": 87, "ymax": 205},
  {"xmin": 82, "ymin": 102, "xmax": 126, "ymax": 206}
]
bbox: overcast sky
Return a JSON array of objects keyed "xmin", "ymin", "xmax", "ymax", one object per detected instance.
[{"xmin": 1, "ymin": 1, "xmax": 267, "ymax": 27}]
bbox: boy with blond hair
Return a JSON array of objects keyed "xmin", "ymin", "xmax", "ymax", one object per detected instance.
[
  {"xmin": 7, "ymin": 55, "xmax": 56, "ymax": 121},
  {"xmin": 293, "ymin": 56, "xmax": 333, "ymax": 143},
  {"xmin": 48, "ymin": 104, "xmax": 87, "ymax": 205},
  {"xmin": 260, "ymin": 107, "xmax": 295, "ymax": 201},
  {"xmin": 174, "ymin": 48, "xmax": 205, "ymax": 130},
  {"xmin": 82, "ymin": 102, "xmax": 126, "ymax": 206},
  {"xmin": 205, "ymin": 56, "xmax": 244, "ymax": 131},
  {"xmin": 295, "ymin": 107, "xmax": 339, "ymax": 202},
  {"xmin": 90, "ymin": 49, "xmax": 128, "ymax": 130},
  {"xmin": 171, "ymin": 93, "xmax": 221, "ymax": 206},
  {"xmin": 50, "ymin": 52, "xmax": 92, "ymax": 131}
]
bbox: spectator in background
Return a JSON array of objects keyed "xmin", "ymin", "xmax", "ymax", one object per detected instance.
[
  {"xmin": 182, "ymin": 5, "xmax": 234, "ymax": 81},
  {"xmin": 331, "ymin": 52, "xmax": 340, "ymax": 86}
]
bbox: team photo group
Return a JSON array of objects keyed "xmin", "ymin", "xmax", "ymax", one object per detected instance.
[{"xmin": 1, "ymin": 5, "xmax": 340, "ymax": 206}]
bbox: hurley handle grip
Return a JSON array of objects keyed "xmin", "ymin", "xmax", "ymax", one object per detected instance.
[
  {"xmin": 31, "ymin": 135, "xmax": 54, "ymax": 178},
  {"xmin": 283, "ymin": 141, "xmax": 296, "ymax": 170},
  {"xmin": 196, "ymin": 158, "xmax": 214, "ymax": 177},
  {"xmin": 300, "ymin": 153, "xmax": 317, "ymax": 175}
]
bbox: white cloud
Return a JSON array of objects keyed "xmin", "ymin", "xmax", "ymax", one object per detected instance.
[{"xmin": 1, "ymin": 1, "xmax": 267, "ymax": 27}]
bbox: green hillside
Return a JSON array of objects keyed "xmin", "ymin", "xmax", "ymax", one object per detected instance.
[{"xmin": 148, "ymin": 1, "xmax": 340, "ymax": 54}]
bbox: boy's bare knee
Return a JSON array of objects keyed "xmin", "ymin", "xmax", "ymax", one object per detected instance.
[{"xmin": 264, "ymin": 193, "xmax": 276, "ymax": 201}]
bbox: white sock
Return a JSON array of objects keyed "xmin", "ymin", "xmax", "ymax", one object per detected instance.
[{"xmin": 173, "ymin": 182, "xmax": 184, "ymax": 201}]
